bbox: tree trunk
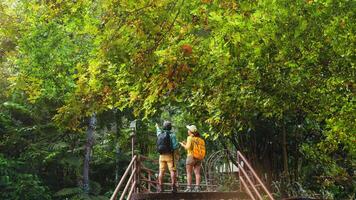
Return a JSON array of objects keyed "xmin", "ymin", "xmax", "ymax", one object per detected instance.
[
  {"xmin": 281, "ymin": 121, "xmax": 289, "ymax": 197},
  {"xmin": 83, "ymin": 114, "xmax": 96, "ymax": 194},
  {"xmin": 282, "ymin": 122, "xmax": 289, "ymax": 178},
  {"xmin": 114, "ymin": 109, "xmax": 122, "ymax": 183}
]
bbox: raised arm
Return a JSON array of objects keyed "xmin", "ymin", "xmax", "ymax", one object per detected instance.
[{"xmin": 156, "ymin": 123, "xmax": 162, "ymax": 136}]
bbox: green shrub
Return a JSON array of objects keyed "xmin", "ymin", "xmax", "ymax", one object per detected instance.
[{"xmin": 0, "ymin": 154, "xmax": 52, "ymax": 200}]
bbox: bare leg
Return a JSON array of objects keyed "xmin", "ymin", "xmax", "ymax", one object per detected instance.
[
  {"xmin": 174, "ymin": 151, "xmax": 179, "ymax": 186},
  {"xmin": 175, "ymin": 169, "xmax": 179, "ymax": 187},
  {"xmin": 170, "ymin": 170, "xmax": 177, "ymax": 192},
  {"xmin": 186, "ymin": 164, "xmax": 193, "ymax": 187},
  {"xmin": 158, "ymin": 169, "xmax": 164, "ymax": 192},
  {"xmin": 194, "ymin": 164, "xmax": 201, "ymax": 186},
  {"xmin": 170, "ymin": 170, "xmax": 176, "ymax": 184}
]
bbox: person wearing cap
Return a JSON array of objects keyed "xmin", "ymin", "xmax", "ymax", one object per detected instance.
[
  {"xmin": 156, "ymin": 121, "xmax": 179, "ymax": 192},
  {"xmin": 179, "ymin": 124, "xmax": 202, "ymax": 192}
]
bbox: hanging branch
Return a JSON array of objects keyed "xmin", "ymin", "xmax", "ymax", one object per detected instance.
[{"xmin": 146, "ymin": 0, "xmax": 185, "ymax": 54}]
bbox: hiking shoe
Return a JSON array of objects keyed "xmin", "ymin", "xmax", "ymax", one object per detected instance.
[
  {"xmin": 157, "ymin": 185, "xmax": 163, "ymax": 193},
  {"xmin": 171, "ymin": 185, "xmax": 177, "ymax": 193},
  {"xmin": 184, "ymin": 187, "xmax": 192, "ymax": 192},
  {"xmin": 193, "ymin": 186, "xmax": 201, "ymax": 192}
]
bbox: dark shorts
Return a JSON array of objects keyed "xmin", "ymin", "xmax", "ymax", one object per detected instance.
[{"xmin": 186, "ymin": 156, "xmax": 202, "ymax": 166}]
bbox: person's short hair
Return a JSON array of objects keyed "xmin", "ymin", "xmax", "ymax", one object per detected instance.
[{"xmin": 163, "ymin": 121, "xmax": 172, "ymax": 130}]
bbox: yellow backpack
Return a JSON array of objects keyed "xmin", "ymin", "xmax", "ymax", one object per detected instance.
[{"xmin": 192, "ymin": 137, "xmax": 206, "ymax": 160}]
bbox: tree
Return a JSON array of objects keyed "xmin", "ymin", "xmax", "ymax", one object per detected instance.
[{"xmin": 1, "ymin": 0, "xmax": 355, "ymax": 198}]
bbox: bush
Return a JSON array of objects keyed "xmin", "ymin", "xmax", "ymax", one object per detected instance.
[{"xmin": 0, "ymin": 154, "xmax": 52, "ymax": 200}]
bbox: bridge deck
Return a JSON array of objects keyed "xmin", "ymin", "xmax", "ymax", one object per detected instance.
[{"xmin": 132, "ymin": 191, "xmax": 250, "ymax": 200}]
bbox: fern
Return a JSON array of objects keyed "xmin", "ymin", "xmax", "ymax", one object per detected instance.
[{"xmin": 54, "ymin": 187, "xmax": 82, "ymax": 197}]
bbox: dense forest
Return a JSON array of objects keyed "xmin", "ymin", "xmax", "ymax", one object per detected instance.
[{"xmin": 0, "ymin": 0, "xmax": 355, "ymax": 199}]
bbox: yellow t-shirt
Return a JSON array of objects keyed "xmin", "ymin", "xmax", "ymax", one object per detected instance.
[{"xmin": 185, "ymin": 135, "xmax": 194, "ymax": 157}]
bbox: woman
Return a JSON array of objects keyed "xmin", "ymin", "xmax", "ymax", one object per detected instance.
[{"xmin": 179, "ymin": 124, "xmax": 202, "ymax": 192}]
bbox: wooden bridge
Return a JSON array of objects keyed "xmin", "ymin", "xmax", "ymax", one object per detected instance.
[{"xmin": 109, "ymin": 150, "xmax": 275, "ymax": 200}]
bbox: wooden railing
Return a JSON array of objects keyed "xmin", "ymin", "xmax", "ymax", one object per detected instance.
[
  {"xmin": 110, "ymin": 154, "xmax": 164, "ymax": 199},
  {"xmin": 110, "ymin": 151, "xmax": 274, "ymax": 200},
  {"xmin": 139, "ymin": 155, "xmax": 158, "ymax": 193},
  {"xmin": 139, "ymin": 155, "xmax": 216, "ymax": 192},
  {"xmin": 237, "ymin": 151, "xmax": 274, "ymax": 200},
  {"xmin": 110, "ymin": 155, "xmax": 138, "ymax": 200},
  {"xmin": 110, "ymin": 153, "xmax": 214, "ymax": 199}
]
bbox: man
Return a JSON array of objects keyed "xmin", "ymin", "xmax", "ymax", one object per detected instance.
[{"xmin": 156, "ymin": 121, "xmax": 179, "ymax": 192}]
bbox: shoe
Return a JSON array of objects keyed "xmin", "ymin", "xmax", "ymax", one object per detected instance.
[
  {"xmin": 193, "ymin": 185, "xmax": 200, "ymax": 192},
  {"xmin": 184, "ymin": 187, "xmax": 192, "ymax": 192},
  {"xmin": 172, "ymin": 185, "xmax": 177, "ymax": 193},
  {"xmin": 157, "ymin": 185, "xmax": 163, "ymax": 193}
]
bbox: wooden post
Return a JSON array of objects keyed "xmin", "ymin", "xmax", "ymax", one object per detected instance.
[
  {"xmin": 131, "ymin": 136, "xmax": 134, "ymax": 158},
  {"xmin": 130, "ymin": 120, "xmax": 137, "ymax": 193},
  {"xmin": 131, "ymin": 131, "xmax": 135, "ymax": 193},
  {"xmin": 136, "ymin": 155, "xmax": 140, "ymax": 193}
]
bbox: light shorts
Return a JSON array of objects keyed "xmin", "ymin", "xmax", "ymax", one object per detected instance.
[
  {"xmin": 186, "ymin": 155, "xmax": 202, "ymax": 166},
  {"xmin": 159, "ymin": 153, "xmax": 175, "ymax": 172}
]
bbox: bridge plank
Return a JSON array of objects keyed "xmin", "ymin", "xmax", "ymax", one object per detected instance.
[{"xmin": 132, "ymin": 191, "xmax": 250, "ymax": 200}]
